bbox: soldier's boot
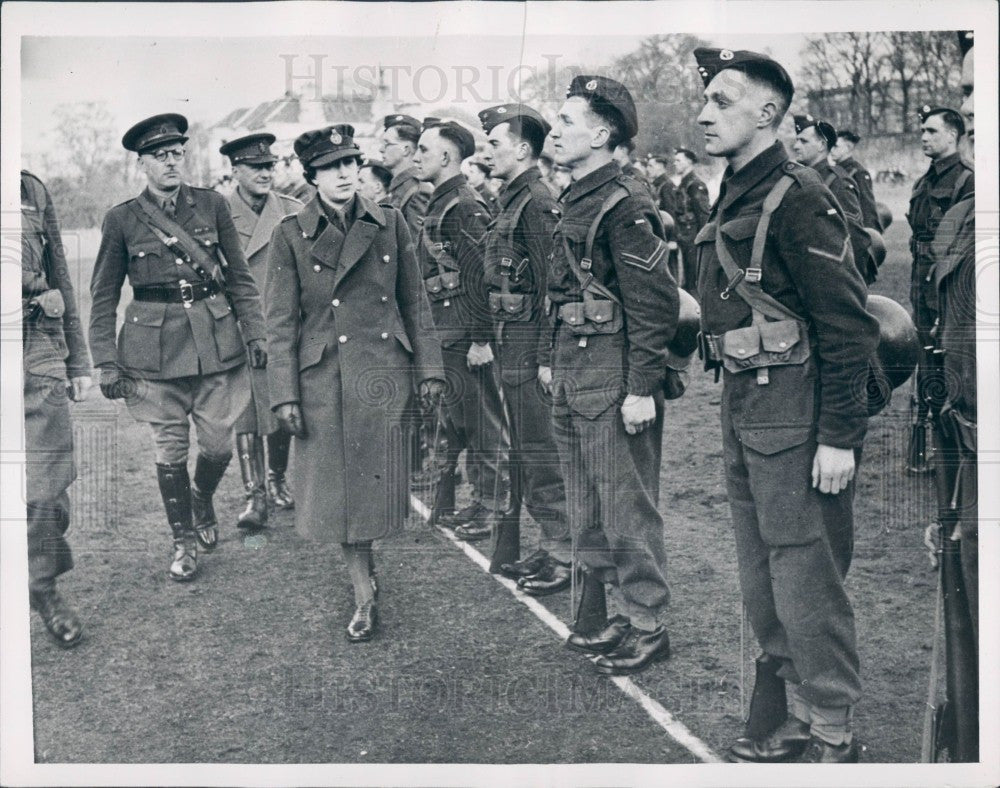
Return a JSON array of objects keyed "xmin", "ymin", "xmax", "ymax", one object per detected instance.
[
  {"xmin": 156, "ymin": 462, "xmax": 198, "ymax": 582},
  {"xmin": 236, "ymin": 434, "xmax": 269, "ymax": 529},
  {"xmin": 191, "ymin": 453, "xmax": 230, "ymax": 551},
  {"xmin": 30, "ymin": 583, "xmax": 83, "ymax": 648},
  {"xmin": 428, "ymin": 458, "xmax": 458, "ymax": 527},
  {"xmin": 266, "ymin": 430, "xmax": 294, "ymax": 509}
]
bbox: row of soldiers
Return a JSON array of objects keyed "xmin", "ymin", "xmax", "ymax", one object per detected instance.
[{"xmin": 21, "ymin": 32, "xmax": 976, "ymax": 764}]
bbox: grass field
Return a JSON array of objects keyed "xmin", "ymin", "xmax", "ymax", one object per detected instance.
[{"xmin": 26, "ymin": 181, "xmax": 943, "ymax": 763}]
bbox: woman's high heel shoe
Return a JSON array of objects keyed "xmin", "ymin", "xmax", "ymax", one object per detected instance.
[{"xmin": 346, "ymin": 600, "xmax": 378, "ymax": 642}]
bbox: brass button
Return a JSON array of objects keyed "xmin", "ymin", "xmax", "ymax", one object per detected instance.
[
  {"xmin": 737, "ymin": 349, "xmax": 746, "ymax": 355},
  {"xmin": 313, "ymin": 265, "xmax": 321, "ymax": 272},
  {"xmin": 332, "ymin": 299, "xmax": 340, "ymax": 307},
  {"xmin": 338, "ymin": 335, "xmax": 347, "ymax": 344},
  {"xmin": 381, "ymin": 296, "xmax": 388, "ymax": 302},
  {"xmin": 779, "ymin": 341, "xmax": 787, "ymax": 348},
  {"xmin": 138, "ymin": 251, "xmax": 145, "ymax": 258},
  {"xmin": 176, "ymin": 258, "xmax": 183, "ymax": 265},
  {"xmin": 383, "ymin": 255, "xmax": 390, "ymax": 262},
  {"xmin": 132, "ymin": 316, "xmax": 138, "ymax": 322},
  {"xmin": 380, "ymin": 332, "xmax": 389, "ymax": 340}
]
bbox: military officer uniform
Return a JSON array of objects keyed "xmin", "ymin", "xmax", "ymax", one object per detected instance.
[
  {"xmin": 693, "ymin": 48, "xmax": 880, "ymax": 761},
  {"xmin": 221, "ymin": 133, "xmax": 302, "ymax": 525},
  {"xmin": 383, "ymin": 114, "xmax": 430, "ymax": 237},
  {"xmin": 477, "ymin": 104, "xmax": 572, "ymax": 591},
  {"xmin": 416, "ymin": 122, "xmax": 507, "ymax": 533},
  {"xmin": 546, "ymin": 77, "xmax": 679, "ymax": 667},
  {"xmin": 21, "ymin": 171, "xmax": 92, "ymax": 647},
  {"xmin": 89, "ymin": 114, "xmax": 267, "ymax": 580},
  {"xmin": 672, "ymin": 153, "xmax": 711, "ymax": 293}
]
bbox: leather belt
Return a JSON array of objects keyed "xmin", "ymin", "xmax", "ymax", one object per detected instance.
[{"xmin": 133, "ymin": 280, "xmax": 219, "ymax": 304}]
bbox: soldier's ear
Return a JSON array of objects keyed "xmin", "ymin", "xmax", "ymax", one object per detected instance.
[{"xmin": 757, "ymin": 99, "xmax": 781, "ymax": 130}]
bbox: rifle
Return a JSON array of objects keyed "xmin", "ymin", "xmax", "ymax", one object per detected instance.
[{"xmin": 906, "ymin": 368, "xmax": 930, "ymax": 474}]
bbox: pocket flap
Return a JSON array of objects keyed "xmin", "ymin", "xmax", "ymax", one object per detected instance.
[
  {"xmin": 298, "ymin": 340, "xmax": 326, "ymax": 371},
  {"xmin": 739, "ymin": 425, "xmax": 812, "ymax": 456},
  {"xmin": 720, "ymin": 216, "xmax": 758, "ymax": 242},
  {"xmin": 693, "ymin": 222, "xmax": 716, "ymax": 245},
  {"xmin": 425, "ymin": 275, "xmax": 443, "ymax": 294},
  {"xmin": 584, "ymin": 299, "xmax": 615, "ymax": 324},
  {"xmin": 722, "ymin": 325, "xmax": 761, "ymax": 359},
  {"xmin": 488, "ymin": 292, "xmax": 504, "ymax": 312},
  {"xmin": 124, "ymin": 300, "xmax": 167, "ymax": 327},
  {"xmin": 192, "ymin": 230, "xmax": 220, "ymax": 248},
  {"xmin": 204, "ymin": 295, "xmax": 234, "ymax": 319},
  {"xmin": 500, "ymin": 293, "xmax": 526, "ymax": 314},
  {"xmin": 440, "ymin": 271, "xmax": 460, "ymax": 290},
  {"xmin": 558, "ymin": 302, "xmax": 585, "ymax": 326},
  {"xmin": 128, "ymin": 240, "xmax": 163, "ymax": 260},
  {"xmin": 758, "ymin": 319, "xmax": 801, "ymax": 353}
]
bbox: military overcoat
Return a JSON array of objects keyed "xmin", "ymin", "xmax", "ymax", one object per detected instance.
[{"xmin": 265, "ymin": 194, "xmax": 444, "ymax": 543}]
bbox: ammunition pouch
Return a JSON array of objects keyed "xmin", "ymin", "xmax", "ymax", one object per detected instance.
[
  {"xmin": 488, "ymin": 291, "xmax": 530, "ymax": 321},
  {"xmin": 557, "ymin": 298, "xmax": 623, "ymax": 336},
  {"xmin": 424, "ymin": 271, "xmax": 461, "ymax": 302},
  {"xmin": 719, "ymin": 319, "xmax": 810, "ymax": 374},
  {"xmin": 28, "ymin": 288, "xmax": 66, "ymax": 320}
]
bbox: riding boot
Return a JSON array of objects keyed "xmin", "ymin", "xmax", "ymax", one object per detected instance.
[
  {"xmin": 266, "ymin": 430, "xmax": 294, "ymax": 509},
  {"xmin": 191, "ymin": 453, "xmax": 230, "ymax": 551},
  {"xmin": 156, "ymin": 462, "xmax": 197, "ymax": 581},
  {"xmin": 236, "ymin": 433, "xmax": 268, "ymax": 529}
]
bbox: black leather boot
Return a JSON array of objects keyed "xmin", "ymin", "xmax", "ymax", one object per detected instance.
[
  {"xmin": 236, "ymin": 434, "xmax": 268, "ymax": 529},
  {"xmin": 156, "ymin": 462, "xmax": 197, "ymax": 581},
  {"xmin": 266, "ymin": 430, "xmax": 294, "ymax": 509},
  {"xmin": 30, "ymin": 583, "xmax": 83, "ymax": 648},
  {"xmin": 191, "ymin": 453, "xmax": 230, "ymax": 551}
]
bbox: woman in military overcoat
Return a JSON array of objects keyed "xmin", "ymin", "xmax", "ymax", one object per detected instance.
[{"xmin": 265, "ymin": 125, "xmax": 444, "ymax": 641}]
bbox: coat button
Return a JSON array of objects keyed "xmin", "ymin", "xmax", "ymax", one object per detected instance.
[
  {"xmin": 737, "ymin": 348, "xmax": 746, "ymax": 355},
  {"xmin": 132, "ymin": 316, "xmax": 138, "ymax": 322},
  {"xmin": 339, "ymin": 335, "xmax": 347, "ymax": 344},
  {"xmin": 176, "ymin": 258, "xmax": 183, "ymax": 265},
  {"xmin": 383, "ymin": 255, "xmax": 390, "ymax": 262},
  {"xmin": 138, "ymin": 251, "xmax": 145, "ymax": 258},
  {"xmin": 332, "ymin": 299, "xmax": 340, "ymax": 307},
  {"xmin": 381, "ymin": 332, "xmax": 389, "ymax": 340},
  {"xmin": 779, "ymin": 341, "xmax": 787, "ymax": 348},
  {"xmin": 313, "ymin": 265, "xmax": 321, "ymax": 272},
  {"xmin": 381, "ymin": 296, "xmax": 388, "ymax": 303}
]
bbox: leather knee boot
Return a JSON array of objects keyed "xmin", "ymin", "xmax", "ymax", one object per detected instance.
[
  {"xmin": 236, "ymin": 434, "xmax": 268, "ymax": 529},
  {"xmin": 156, "ymin": 462, "xmax": 197, "ymax": 581},
  {"xmin": 191, "ymin": 453, "xmax": 230, "ymax": 551},
  {"xmin": 266, "ymin": 430, "xmax": 294, "ymax": 509}
]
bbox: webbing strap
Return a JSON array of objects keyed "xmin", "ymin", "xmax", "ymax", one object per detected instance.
[
  {"xmin": 420, "ymin": 196, "xmax": 461, "ymax": 273},
  {"xmin": 584, "ymin": 187, "xmax": 630, "ymax": 264},
  {"xmin": 396, "ymin": 181, "xmax": 420, "ymax": 211}
]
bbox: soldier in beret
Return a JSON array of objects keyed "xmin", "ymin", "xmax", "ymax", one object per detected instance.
[
  {"xmin": 693, "ymin": 48, "xmax": 879, "ymax": 762},
  {"xmin": 358, "ymin": 162, "xmax": 393, "ymax": 204},
  {"xmin": 905, "ymin": 105, "xmax": 974, "ymax": 473},
  {"xmin": 265, "ymin": 124, "xmax": 444, "ymax": 642},
  {"xmin": 21, "ymin": 170, "xmax": 93, "ymax": 647},
  {"xmin": 791, "ymin": 115, "xmax": 876, "ymax": 284},
  {"xmin": 477, "ymin": 103, "xmax": 572, "ymax": 593},
  {"xmin": 89, "ymin": 114, "xmax": 267, "ymax": 581},
  {"xmin": 411, "ymin": 120, "xmax": 508, "ymax": 539},
  {"xmin": 220, "ymin": 133, "xmax": 303, "ymax": 527},
  {"xmin": 545, "ymin": 75, "xmax": 679, "ymax": 675},
  {"xmin": 464, "ymin": 158, "xmax": 499, "ymax": 217},
  {"xmin": 830, "ymin": 130, "xmax": 883, "ymax": 232},
  {"xmin": 672, "ymin": 148, "xmax": 711, "ymax": 293},
  {"xmin": 378, "ymin": 114, "xmax": 430, "ymax": 237}
]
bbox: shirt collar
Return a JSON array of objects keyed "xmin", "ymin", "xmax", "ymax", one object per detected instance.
[
  {"xmin": 428, "ymin": 174, "xmax": 467, "ymax": 209},
  {"xmin": 389, "ymin": 165, "xmax": 418, "ymax": 192},
  {"xmin": 563, "ymin": 160, "xmax": 620, "ymax": 204},
  {"xmin": 931, "ymin": 150, "xmax": 962, "ymax": 176},
  {"xmin": 499, "ymin": 168, "xmax": 540, "ymax": 209},
  {"xmin": 718, "ymin": 140, "xmax": 788, "ymax": 213}
]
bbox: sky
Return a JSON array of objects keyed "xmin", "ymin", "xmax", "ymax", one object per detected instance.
[{"xmin": 20, "ymin": 32, "xmax": 806, "ymax": 158}]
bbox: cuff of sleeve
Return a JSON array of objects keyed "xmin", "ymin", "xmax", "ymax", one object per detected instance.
[
  {"xmin": 627, "ymin": 368, "xmax": 659, "ymax": 397},
  {"xmin": 817, "ymin": 416, "xmax": 868, "ymax": 450}
]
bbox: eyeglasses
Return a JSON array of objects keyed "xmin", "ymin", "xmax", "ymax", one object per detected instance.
[{"xmin": 149, "ymin": 149, "xmax": 186, "ymax": 163}]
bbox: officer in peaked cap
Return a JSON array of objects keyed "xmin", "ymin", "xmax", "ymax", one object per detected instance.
[
  {"xmin": 830, "ymin": 130, "xmax": 884, "ymax": 233},
  {"xmin": 90, "ymin": 112, "xmax": 267, "ymax": 583},
  {"xmin": 546, "ymin": 74, "xmax": 678, "ymax": 675},
  {"xmin": 220, "ymin": 132, "xmax": 303, "ymax": 527},
  {"xmin": 378, "ymin": 114, "xmax": 430, "ymax": 238},
  {"xmin": 693, "ymin": 47, "xmax": 879, "ymax": 762},
  {"xmin": 905, "ymin": 103, "xmax": 973, "ymax": 473},
  {"xmin": 791, "ymin": 114, "xmax": 876, "ymax": 283},
  {"xmin": 475, "ymin": 103, "xmax": 574, "ymax": 593},
  {"xmin": 411, "ymin": 114, "xmax": 508, "ymax": 539}
]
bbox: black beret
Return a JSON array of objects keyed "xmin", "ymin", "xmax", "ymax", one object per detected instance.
[
  {"xmin": 478, "ymin": 103, "xmax": 551, "ymax": 138},
  {"xmin": 693, "ymin": 47, "xmax": 794, "ymax": 106},
  {"xmin": 383, "ymin": 114, "xmax": 421, "ymax": 132},
  {"xmin": 122, "ymin": 113, "xmax": 189, "ymax": 153},
  {"xmin": 422, "ymin": 116, "xmax": 442, "ymax": 131},
  {"xmin": 294, "ymin": 124, "xmax": 362, "ymax": 168},
  {"xmin": 918, "ymin": 105, "xmax": 966, "ymax": 136},
  {"xmin": 675, "ymin": 147, "xmax": 698, "ymax": 163},
  {"xmin": 428, "ymin": 121, "xmax": 476, "ymax": 160},
  {"xmin": 958, "ymin": 30, "xmax": 974, "ymax": 57},
  {"xmin": 793, "ymin": 114, "xmax": 837, "ymax": 149},
  {"xmin": 566, "ymin": 75, "xmax": 638, "ymax": 140},
  {"xmin": 219, "ymin": 132, "xmax": 277, "ymax": 165},
  {"xmin": 836, "ymin": 129, "xmax": 861, "ymax": 144}
]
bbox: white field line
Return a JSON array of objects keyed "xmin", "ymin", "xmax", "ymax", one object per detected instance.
[{"xmin": 409, "ymin": 494, "xmax": 723, "ymax": 764}]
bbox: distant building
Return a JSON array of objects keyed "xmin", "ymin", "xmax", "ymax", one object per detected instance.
[{"xmin": 806, "ymin": 78, "xmax": 958, "ymax": 136}]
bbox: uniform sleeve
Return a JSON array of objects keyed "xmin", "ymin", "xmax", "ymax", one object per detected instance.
[
  {"xmin": 830, "ymin": 178, "xmax": 873, "ymax": 282},
  {"xmin": 444, "ymin": 199, "xmax": 493, "ymax": 344},
  {"xmin": 264, "ymin": 223, "xmax": 302, "ymax": 407},
  {"xmin": 690, "ymin": 180, "xmax": 711, "ymax": 231},
  {"xmin": 394, "ymin": 210, "xmax": 444, "ymax": 384},
  {"xmin": 608, "ymin": 196, "xmax": 680, "ymax": 395},
  {"xmin": 39, "ymin": 180, "xmax": 92, "ymax": 377},
  {"xmin": 215, "ymin": 194, "xmax": 265, "ymax": 342},
  {"xmin": 88, "ymin": 210, "xmax": 129, "ymax": 369},
  {"xmin": 405, "ymin": 189, "xmax": 430, "ymax": 235},
  {"xmin": 522, "ymin": 191, "xmax": 560, "ymax": 369},
  {"xmin": 956, "ymin": 167, "xmax": 975, "ymax": 202},
  {"xmin": 852, "ymin": 168, "xmax": 882, "ymax": 231},
  {"xmin": 774, "ymin": 182, "xmax": 879, "ymax": 448}
]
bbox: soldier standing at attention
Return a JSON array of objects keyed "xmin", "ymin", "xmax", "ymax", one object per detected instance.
[
  {"xmin": 221, "ymin": 133, "xmax": 303, "ymax": 529},
  {"xmin": 358, "ymin": 162, "xmax": 393, "ymax": 205},
  {"xmin": 378, "ymin": 114, "xmax": 430, "ymax": 237},
  {"xmin": 89, "ymin": 114, "xmax": 267, "ymax": 581},
  {"xmin": 830, "ymin": 130, "xmax": 883, "ymax": 232},
  {"xmin": 791, "ymin": 116, "xmax": 876, "ymax": 284},
  {"xmin": 543, "ymin": 76, "xmax": 679, "ymax": 676},
  {"xmin": 477, "ymin": 103, "xmax": 573, "ymax": 594},
  {"xmin": 906, "ymin": 105, "xmax": 974, "ymax": 473},
  {"xmin": 671, "ymin": 148, "xmax": 711, "ymax": 293},
  {"xmin": 412, "ymin": 120, "xmax": 507, "ymax": 539},
  {"xmin": 692, "ymin": 48, "xmax": 879, "ymax": 762},
  {"xmin": 21, "ymin": 171, "xmax": 93, "ymax": 647}
]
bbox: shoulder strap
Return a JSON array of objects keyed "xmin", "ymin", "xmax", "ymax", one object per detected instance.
[
  {"xmin": 715, "ymin": 174, "xmax": 804, "ymax": 324},
  {"xmin": 824, "ymin": 170, "xmax": 837, "ymax": 188},
  {"xmin": 504, "ymin": 188, "xmax": 534, "ymax": 246},
  {"xmin": 420, "ymin": 196, "xmax": 462, "ymax": 273},
  {"xmin": 397, "ymin": 180, "xmax": 420, "ymax": 210},
  {"xmin": 131, "ymin": 194, "xmax": 220, "ymax": 283},
  {"xmin": 557, "ymin": 186, "xmax": 631, "ymax": 307},
  {"xmin": 951, "ymin": 168, "xmax": 972, "ymax": 205},
  {"xmin": 584, "ymin": 186, "xmax": 630, "ymax": 265}
]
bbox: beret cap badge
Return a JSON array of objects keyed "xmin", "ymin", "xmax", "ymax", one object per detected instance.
[
  {"xmin": 720, "ymin": 49, "xmax": 734, "ymax": 60},
  {"xmin": 585, "ymin": 79, "xmax": 598, "ymax": 91},
  {"xmin": 329, "ymin": 130, "xmax": 342, "ymax": 145}
]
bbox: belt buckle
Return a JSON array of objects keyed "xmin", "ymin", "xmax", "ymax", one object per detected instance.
[{"xmin": 179, "ymin": 279, "xmax": 195, "ymax": 308}]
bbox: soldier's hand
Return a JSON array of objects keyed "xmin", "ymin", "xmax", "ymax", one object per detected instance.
[
  {"xmin": 621, "ymin": 394, "xmax": 656, "ymax": 435},
  {"xmin": 419, "ymin": 378, "xmax": 446, "ymax": 410},
  {"xmin": 69, "ymin": 375, "xmax": 92, "ymax": 402},
  {"xmin": 467, "ymin": 342, "xmax": 494, "ymax": 368},
  {"xmin": 98, "ymin": 366, "xmax": 136, "ymax": 400},
  {"xmin": 537, "ymin": 365, "xmax": 553, "ymax": 394},
  {"xmin": 275, "ymin": 403, "xmax": 305, "ymax": 437},
  {"xmin": 923, "ymin": 522, "xmax": 941, "ymax": 570},
  {"xmin": 247, "ymin": 339, "xmax": 268, "ymax": 369},
  {"xmin": 811, "ymin": 444, "xmax": 856, "ymax": 494}
]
